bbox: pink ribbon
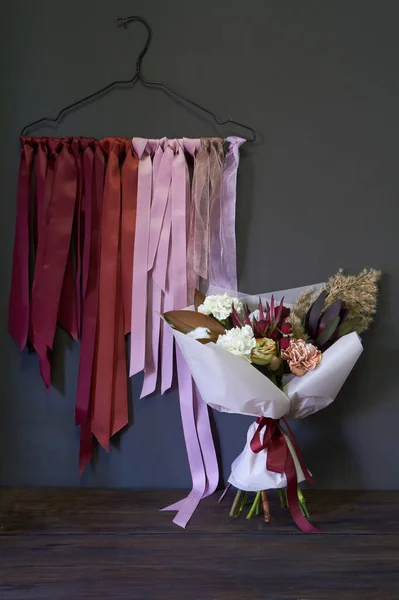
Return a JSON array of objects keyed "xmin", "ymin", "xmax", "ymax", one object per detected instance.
[
  {"xmin": 127, "ymin": 136, "xmax": 244, "ymax": 526},
  {"xmin": 141, "ymin": 139, "xmax": 172, "ymax": 398},
  {"xmin": 129, "ymin": 138, "xmax": 159, "ymax": 376},
  {"xmin": 160, "ymin": 140, "xmax": 218, "ymax": 526}
]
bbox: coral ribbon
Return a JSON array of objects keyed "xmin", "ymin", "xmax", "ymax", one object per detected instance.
[
  {"xmin": 250, "ymin": 417, "xmax": 320, "ymax": 533},
  {"xmin": 76, "ymin": 141, "xmax": 105, "ymax": 473},
  {"xmin": 91, "ymin": 138, "xmax": 128, "ymax": 451}
]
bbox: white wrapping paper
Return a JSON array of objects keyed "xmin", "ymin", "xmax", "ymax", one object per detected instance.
[{"xmin": 172, "ymin": 285, "xmax": 364, "ymax": 491}]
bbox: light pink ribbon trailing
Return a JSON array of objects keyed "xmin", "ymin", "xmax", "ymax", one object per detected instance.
[
  {"xmin": 129, "ymin": 136, "xmax": 245, "ymax": 527},
  {"xmin": 160, "ymin": 140, "xmax": 218, "ymax": 526}
]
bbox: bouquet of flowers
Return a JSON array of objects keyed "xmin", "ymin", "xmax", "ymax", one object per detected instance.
[{"xmin": 164, "ymin": 269, "xmax": 380, "ymax": 532}]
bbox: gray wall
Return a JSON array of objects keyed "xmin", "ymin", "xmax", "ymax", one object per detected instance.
[{"xmin": 1, "ymin": 0, "xmax": 397, "ymax": 490}]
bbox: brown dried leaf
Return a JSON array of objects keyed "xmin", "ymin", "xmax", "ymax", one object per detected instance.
[
  {"xmin": 194, "ymin": 289, "xmax": 206, "ymax": 310},
  {"xmin": 164, "ymin": 310, "xmax": 226, "ymax": 335}
]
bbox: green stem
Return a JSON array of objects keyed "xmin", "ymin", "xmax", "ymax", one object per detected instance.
[
  {"xmin": 278, "ymin": 488, "xmax": 287, "ymax": 508},
  {"xmin": 229, "ymin": 490, "xmax": 243, "ymax": 517},
  {"xmin": 298, "ymin": 487, "xmax": 310, "ymax": 519},
  {"xmin": 246, "ymin": 491, "xmax": 262, "ymax": 520},
  {"xmin": 237, "ymin": 492, "xmax": 249, "ymax": 517}
]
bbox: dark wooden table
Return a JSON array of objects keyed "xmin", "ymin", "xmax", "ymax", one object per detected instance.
[{"xmin": 0, "ymin": 488, "xmax": 398, "ymax": 599}]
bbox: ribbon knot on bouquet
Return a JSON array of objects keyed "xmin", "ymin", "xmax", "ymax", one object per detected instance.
[{"xmin": 250, "ymin": 417, "xmax": 320, "ymax": 533}]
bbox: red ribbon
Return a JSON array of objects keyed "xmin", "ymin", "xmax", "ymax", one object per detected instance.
[{"xmin": 250, "ymin": 417, "xmax": 320, "ymax": 533}]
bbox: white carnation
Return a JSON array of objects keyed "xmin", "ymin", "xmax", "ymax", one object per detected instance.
[
  {"xmin": 186, "ymin": 327, "xmax": 211, "ymax": 340},
  {"xmin": 216, "ymin": 325, "xmax": 256, "ymax": 361},
  {"xmin": 197, "ymin": 293, "xmax": 244, "ymax": 321}
]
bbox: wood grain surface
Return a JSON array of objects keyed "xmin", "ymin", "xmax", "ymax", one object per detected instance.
[{"xmin": 1, "ymin": 488, "xmax": 398, "ymax": 599}]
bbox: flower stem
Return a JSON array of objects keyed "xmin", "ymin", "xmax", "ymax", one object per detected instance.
[
  {"xmin": 246, "ymin": 491, "xmax": 262, "ymax": 520},
  {"xmin": 298, "ymin": 487, "xmax": 310, "ymax": 519},
  {"xmin": 237, "ymin": 492, "xmax": 249, "ymax": 517},
  {"xmin": 229, "ymin": 490, "xmax": 243, "ymax": 517},
  {"xmin": 278, "ymin": 488, "xmax": 287, "ymax": 508},
  {"xmin": 256, "ymin": 495, "xmax": 262, "ymax": 515},
  {"xmin": 261, "ymin": 490, "xmax": 271, "ymax": 522}
]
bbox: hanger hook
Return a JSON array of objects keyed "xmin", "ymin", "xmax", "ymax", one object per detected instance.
[{"xmin": 117, "ymin": 15, "xmax": 152, "ymax": 76}]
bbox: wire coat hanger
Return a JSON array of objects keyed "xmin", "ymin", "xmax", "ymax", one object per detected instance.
[{"xmin": 20, "ymin": 15, "xmax": 256, "ymax": 142}]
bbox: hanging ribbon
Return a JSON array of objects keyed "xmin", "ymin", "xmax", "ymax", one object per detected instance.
[
  {"xmin": 121, "ymin": 140, "xmax": 139, "ymax": 334},
  {"xmin": 9, "ymin": 139, "xmax": 34, "ymax": 350},
  {"xmin": 130, "ymin": 139, "xmax": 159, "ymax": 376},
  {"xmin": 75, "ymin": 141, "xmax": 105, "ymax": 472},
  {"xmin": 30, "ymin": 139, "xmax": 78, "ymax": 389},
  {"xmin": 161, "ymin": 140, "xmax": 219, "ymax": 526},
  {"xmin": 57, "ymin": 139, "xmax": 83, "ymax": 342},
  {"xmin": 210, "ymin": 136, "xmax": 245, "ymax": 290},
  {"xmin": 9, "ymin": 135, "xmax": 244, "ymax": 501},
  {"xmin": 141, "ymin": 139, "xmax": 171, "ymax": 397},
  {"xmin": 91, "ymin": 138, "xmax": 128, "ymax": 451},
  {"xmin": 250, "ymin": 417, "xmax": 320, "ymax": 533}
]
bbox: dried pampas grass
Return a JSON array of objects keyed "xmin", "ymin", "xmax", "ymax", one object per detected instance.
[
  {"xmin": 286, "ymin": 312, "xmax": 309, "ymax": 341},
  {"xmin": 288, "ymin": 268, "xmax": 381, "ymax": 337},
  {"xmin": 289, "ymin": 288, "xmax": 319, "ymax": 327},
  {"xmin": 324, "ymin": 268, "xmax": 381, "ymax": 333}
]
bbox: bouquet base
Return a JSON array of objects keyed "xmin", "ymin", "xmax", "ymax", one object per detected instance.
[{"xmin": 221, "ymin": 485, "xmax": 311, "ymax": 524}]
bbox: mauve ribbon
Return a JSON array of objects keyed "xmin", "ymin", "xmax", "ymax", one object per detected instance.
[
  {"xmin": 91, "ymin": 138, "xmax": 127, "ymax": 451},
  {"xmin": 129, "ymin": 138, "xmax": 159, "ymax": 376},
  {"xmin": 161, "ymin": 141, "xmax": 218, "ymax": 526},
  {"xmin": 31, "ymin": 139, "xmax": 77, "ymax": 389},
  {"xmin": 159, "ymin": 195, "xmax": 174, "ymax": 395},
  {"xmin": 210, "ymin": 136, "xmax": 245, "ymax": 290},
  {"xmin": 160, "ymin": 139, "xmax": 198, "ymax": 395},
  {"xmin": 77, "ymin": 142, "xmax": 105, "ymax": 473},
  {"xmin": 9, "ymin": 139, "xmax": 34, "ymax": 350},
  {"xmin": 250, "ymin": 417, "xmax": 320, "ymax": 533},
  {"xmin": 190, "ymin": 139, "xmax": 211, "ymax": 280},
  {"xmin": 186, "ymin": 137, "xmax": 219, "ymax": 500},
  {"xmin": 208, "ymin": 139, "xmax": 225, "ymax": 284}
]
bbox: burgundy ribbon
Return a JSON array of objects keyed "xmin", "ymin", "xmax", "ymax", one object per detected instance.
[
  {"xmin": 9, "ymin": 140, "xmax": 34, "ymax": 350},
  {"xmin": 31, "ymin": 139, "xmax": 78, "ymax": 388},
  {"xmin": 250, "ymin": 417, "xmax": 320, "ymax": 533}
]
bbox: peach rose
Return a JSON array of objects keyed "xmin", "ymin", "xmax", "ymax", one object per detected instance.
[
  {"xmin": 250, "ymin": 337, "xmax": 277, "ymax": 366},
  {"xmin": 281, "ymin": 339, "xmax": 322, "ymax": 377}
]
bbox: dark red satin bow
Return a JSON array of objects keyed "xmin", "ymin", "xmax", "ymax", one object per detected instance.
[{"xmin": 250, "ymin": 417, "xmax": 320, "ymax": 533}]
